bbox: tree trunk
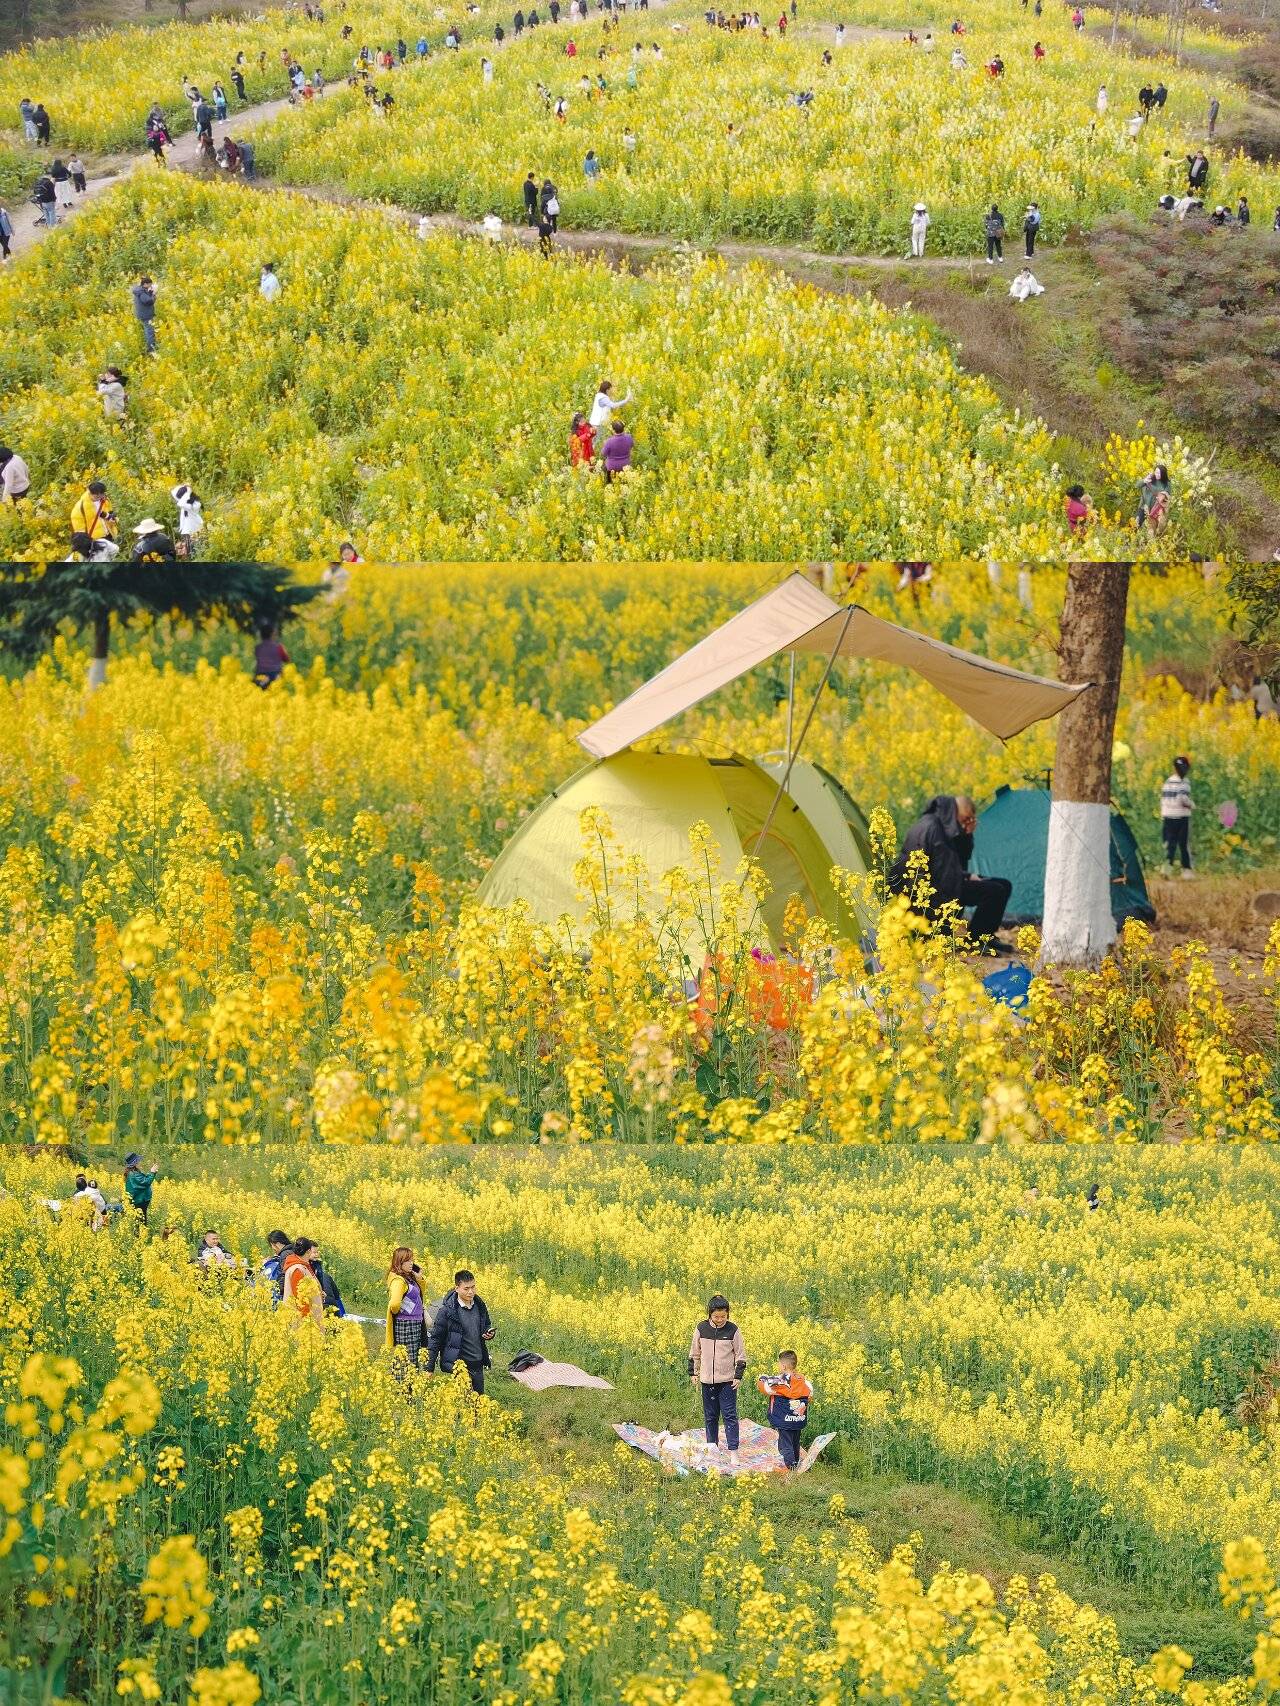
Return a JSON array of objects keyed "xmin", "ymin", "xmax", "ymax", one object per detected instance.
[
  {"xmin": 88, "ymin": 611, "xmax": 110, "ymax": 689},
  {"xmin": 1040, "ymin": 565, "xmax": 1130, "ymax": 968}
]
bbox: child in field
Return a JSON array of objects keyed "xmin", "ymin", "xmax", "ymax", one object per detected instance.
[
  {"xmin": 689, "ymin": 1293, "xmax": 746, "ymax": 1465},
  {"xmin": 254, "ymin": 625, "xmax": 290, "ymax": 688},
  {"xmin": 1160, "ymin": 754, "xmax": 1194, "ymax": 877},
  {"xmin": 757, "ymin": 1349, "xmax": 813, "ymax": 1470}
]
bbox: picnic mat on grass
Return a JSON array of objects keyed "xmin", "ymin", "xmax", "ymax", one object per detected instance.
[
  {"xmin": 612, "ymin": 1418, "xmax": 835, "ymax": 1475},
  {"xmin": 510, "ymin": 1360, "xmax": 614, "ymax": 1391}
]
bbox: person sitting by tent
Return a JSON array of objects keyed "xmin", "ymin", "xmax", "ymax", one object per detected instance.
[{"xmin": 887, "ymin": 794, "xmax": 1013, "ymax": 951}]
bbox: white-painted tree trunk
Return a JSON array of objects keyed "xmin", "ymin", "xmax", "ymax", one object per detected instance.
[
  {"xmin": 1040, "ymin": 563, "xmax": 1130, "ymax": 969},
  {"xmin": 987, "ymin": 562, "xmax": 1002, "ymax": 586},
  {"xmin": 1017, "ymin": 569, "xmax": 1033, "ymax": 610},
  {"xmin": 88, "ymin": 612, "xmax": 109, "ymax": 689},
  {"xmin": 1041, "ymin": 800, "xmax": 1116, "ymax": 965}
]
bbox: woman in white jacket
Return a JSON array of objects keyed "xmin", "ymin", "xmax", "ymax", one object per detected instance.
[
  {"xmin": 1009, "ymin": 266, "xmax": 1044, "ymax": 301},
  {"xmin": 97, "ymin": 367, "xmax": 128, "ymax": 419},
  {"xmin": 909, "ymin": 201, "xmax": 929, "ymax": 257},
  {"xmin": 172, "ymin": 483, "xmax": 206, "ymax": 557}
]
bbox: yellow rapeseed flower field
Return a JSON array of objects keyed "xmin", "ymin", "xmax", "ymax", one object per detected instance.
[
  {"xmin": 0, "ymin": 0, "xmax": 512, "ymax": 151},
  {"xmin": 3, "ymin": 1145, "xmax": 1280, "ymax": 1703},
  {"xmin": 0, "ymin": 173, "xmax": 1213, "ymax": 562},
  {"xmin": 0, "ymin": 564, "xmax": 1275, "ymax": 1144}
]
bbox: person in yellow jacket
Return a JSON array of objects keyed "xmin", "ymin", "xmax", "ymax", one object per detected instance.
[
  {"xmin": 69, "ymin": 480, "xmax": 118, "ymax": 542},
  {"xmin": 386, "ymin": 1245, "xmax": 427, "ymax": 1369}
]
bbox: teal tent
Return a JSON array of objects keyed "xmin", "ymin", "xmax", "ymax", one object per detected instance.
[{"xmin": 972, "ymin": 786, "xmax": 1156, "ymax": 927}]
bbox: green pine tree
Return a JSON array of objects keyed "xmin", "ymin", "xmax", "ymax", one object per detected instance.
[
  {"xmin": 0, "ymin": 563, "xmax": 325, "ymax": 686},
  {"xmin": 1228, "ymin": 566, "xmax": 1280, "ymax": 647}
]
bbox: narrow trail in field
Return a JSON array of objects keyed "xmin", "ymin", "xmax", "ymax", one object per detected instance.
[
  {"xmin": 5, "ymin": 91, "xmax": 299, "ymax": 258},
  {"xmin": 241, "ymin": 171, "xmax": 1055, "ymax": 276}
]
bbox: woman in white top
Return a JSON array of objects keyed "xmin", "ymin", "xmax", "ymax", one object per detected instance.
[
  {"xmin": 1009, "ymin": 266, "xmax": 1044, "ymax": 301},
  {"xmin": 589, "ymin": 380, "xmax": 632, "ymax": 428},
  {"xmin": 482, "ymin": 55, "xmax": 494, "ymax": 82},
  {"xmin": 908, "ymin": 202, "xmax": 929, "ymax": 257},
  {"xmin": 1096, "ymin": 84, "xmax": 1107, "ymax": 114},
  {"xmin": 97, "ymin": 367, "xmax": 128, "ymax": 418},
  {"xmin": 260, "ymin": 263, "xmax": 281, "ymax": 301},
  {"xmin": 172, "ymin": 483, "xmax": 206, "ymax": 555}
]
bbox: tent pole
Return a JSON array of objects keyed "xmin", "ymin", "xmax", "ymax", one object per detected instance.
[
  {"xmin": 757, "ymin": 608, "xmax": 855, "ymax": 850},
  {"xmin": 784, "ymin": 652, "xmax": 796, "ymax": 767}
]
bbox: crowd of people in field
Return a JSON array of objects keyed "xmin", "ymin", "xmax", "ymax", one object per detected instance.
[
  {"xmin": 41, "ymin": 1167, "xmax": 819, "ymax": 1472},
  {"xmin": 3, "ymin": 0, "xmax": 1276, "ymax": 551}
]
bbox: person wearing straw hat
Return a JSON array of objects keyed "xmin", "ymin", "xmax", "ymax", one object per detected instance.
[
  {"xmin": 908, "ymin": 201, "xmax": 929, "ymax": 258},
  {"xmin": 130, "ymin": 517, "xmax": 177, "ymax": 562}
]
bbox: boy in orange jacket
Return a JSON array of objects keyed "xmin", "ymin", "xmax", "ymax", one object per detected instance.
[{"xmin": 756, "ymin": 1349, "xmax": 813, "ymax": 1470}]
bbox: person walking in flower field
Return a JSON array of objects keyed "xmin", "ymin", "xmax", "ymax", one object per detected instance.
[
  {"xmin": 983, "ymin": 202, "xmax": 1005, "ymax": 262},
  {"xmin": 261, "ymin": 1230, "xmax": 292, "ymax": 1301},
  {"xmin": 570, "ymin": 410, "xmax": 595, "ymax": 464},
  {"xmin": 386, "ymin": 1246, "xmax": 428, "ymax": 1370},
  {"xmin": 908, "ymin": 201, "xmax": 929, "ymax": 258},
  {"xmin": 1160, "ymin": 755, "xmax": 1195, "ymax": 878},
  {"xmin": 427, "ymin": 1269, "xmax": 495, "ymax": 1392},
  {"xmin": 756, "ymin": 1349, "xmax": 813, "ymax": 1470},
  {"xmin": 281, "ymin": 1236, "xmax": 326, "ymax": 1324},
  {"xmin": 70, "ymin": 479, "xmax": 118, "ymax": 543},
  {"xmin": 123, "ymin": 1153, "xmax": 158, "ymax": 1226},
  {"xmin": 690, "ymin": 1293, "xmax": 746, "ymax": 1467}
]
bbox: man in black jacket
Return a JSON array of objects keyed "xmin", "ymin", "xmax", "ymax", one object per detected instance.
[
  {"xmin": 426, "ymin": 1269, "xmax": 494, "ymax": 1393},
  {"xmin": 522, "ymin": 170, "xmax": 539, "ymax": 225},
  {"xmin": 887, "ymin": 794, "xmax": 1012, "ymax": 950}
]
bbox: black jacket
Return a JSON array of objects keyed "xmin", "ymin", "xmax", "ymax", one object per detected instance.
[
  {"xmin": 313, "ymin": 1259, "xmax": 346, "ymax": 1317},
  {"xmin": 886, "ymin": 795, "xmax": 972, "ymax": 910},
  {"xmin": 427, "ymin": 1290, "xmax": 492, "ymax": 1371},
  {"xmin": 132, "ymin": 532, "xmax": 176, "ymax": 561}
]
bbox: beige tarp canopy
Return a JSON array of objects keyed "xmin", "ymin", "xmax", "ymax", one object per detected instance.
[{"xmin": 578, "ymin": 573, "xmax": 1090, "ymax": 759}]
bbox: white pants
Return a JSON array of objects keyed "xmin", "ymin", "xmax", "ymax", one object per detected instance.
[{"xmin": 910, "ymin": 230, "xmax": 926, "ymax": 256}]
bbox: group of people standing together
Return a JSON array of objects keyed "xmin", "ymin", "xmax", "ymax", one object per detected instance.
[
  {"xmin": 569, "ymin": 379, "xmax": 635, "ymax": 479},
  {"xmin": 55, "ymin": 1169, "xmax": 819, "ymax": 1474}
]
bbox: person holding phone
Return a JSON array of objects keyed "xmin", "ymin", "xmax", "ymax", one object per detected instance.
[
  {"xmin": 385, "ymin": 1246, "xmax": 428, "ymax": 1369},
  {"xmin": 426, "ymin": 1269, "xmax": 495, "ymax": 1393}
]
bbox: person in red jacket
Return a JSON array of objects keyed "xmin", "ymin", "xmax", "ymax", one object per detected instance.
[
  {"xmin": 570, "ymin": 411, "xmax": 595, "ymax": 464},
  {"xmin": 757, "ymin": 1350, "xmax": 813, "ymax": 1469}
]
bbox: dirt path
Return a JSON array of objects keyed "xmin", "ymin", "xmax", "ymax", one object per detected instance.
[{"xmin": 5, "ymin": 90, "xmax": 299, "ymax": 259}]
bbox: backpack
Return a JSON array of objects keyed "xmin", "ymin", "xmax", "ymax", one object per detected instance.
[{"xmin": 546, "ymin": 195, "xmax": 560, "ymax": 215}]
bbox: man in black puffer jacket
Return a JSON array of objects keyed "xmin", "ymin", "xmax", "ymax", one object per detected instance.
[
  {"xmin": 887, "ymin": 794, "xmax": 1012, "ymax": 951},
  {"xmin": 427, "ymin": 1270, "xmax": 495, "ymax": 1393}
]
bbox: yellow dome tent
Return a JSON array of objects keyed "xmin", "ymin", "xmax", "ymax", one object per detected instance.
[{"xmin": 477, "ymin": 748, "xmax": 872, "ymax": 967}]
